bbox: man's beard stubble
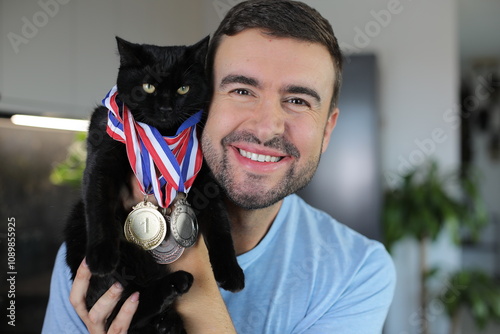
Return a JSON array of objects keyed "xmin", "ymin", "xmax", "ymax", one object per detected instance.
[{"xmin": 201, "ymin": 130, "xmax": 321, "ymax": 210}]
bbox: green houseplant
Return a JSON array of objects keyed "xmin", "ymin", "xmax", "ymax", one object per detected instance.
[
  {"xmin": 441, "ymin": 269, "xmax": 500, "ymax": 334},
  {"xmin": 382, "ymin": 160, "xmax": 488, "ymax": 334},
  {"xmin": 50, "ymin": 132, "xmax": 87, "ymax": 188}
]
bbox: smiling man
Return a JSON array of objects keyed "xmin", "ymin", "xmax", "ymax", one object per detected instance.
[
  {"xmin": 43, "ymin": 1, "xmax": 395, "ymax": 333},
  {"xmin": 202, "ymin": 27, "xmax": 339, "ymax": 256},
  {"xmin": 204, "ymin": 29, "xmax": 336, "ymax": 211}
]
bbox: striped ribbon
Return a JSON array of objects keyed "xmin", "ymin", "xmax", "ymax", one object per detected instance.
[{"xmin": 103, "ymin": 85, "xmax": 203, "ymax": 208}]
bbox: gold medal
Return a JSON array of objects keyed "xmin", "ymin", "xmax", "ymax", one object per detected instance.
[
  {"xmin": 169, "ymin": 196, "xmax": 198, "ymax": 248},
  {"xmin": 124, "ymin": 201, "xmax": 167, "ymax": 250}
]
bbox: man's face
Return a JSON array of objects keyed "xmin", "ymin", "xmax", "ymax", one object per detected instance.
[{"xmin": 202, "ymin": 29, "xmax": 338, "ymax": 210}]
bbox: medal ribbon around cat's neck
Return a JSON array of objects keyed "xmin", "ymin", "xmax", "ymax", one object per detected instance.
[{"xmin": 103, "ymin": 85, "xmax": 203, "ymax": 209}]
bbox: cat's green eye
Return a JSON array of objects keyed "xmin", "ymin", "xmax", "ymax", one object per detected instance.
[
  {"xmin": 142, "ymin": 83, "xmax": 156, "ymax": 94},
  {"xmin": 177, "ymin": 86, "xmax": 190, "ymax": 95}
]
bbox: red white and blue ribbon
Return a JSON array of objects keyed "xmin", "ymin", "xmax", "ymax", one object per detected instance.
[{"xmin": 103, "ymin": 85, "xmax": 203, "ymax": 208}]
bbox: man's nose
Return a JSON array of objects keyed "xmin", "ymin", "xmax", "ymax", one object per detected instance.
[{"xmin": 244, "ymin": 98, "xmax": 286, "ymax": 142}]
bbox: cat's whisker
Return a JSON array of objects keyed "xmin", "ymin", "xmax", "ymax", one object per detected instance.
[{"xmin": 181, "ymin": 63, "xmax": 196, "ymax": 77}]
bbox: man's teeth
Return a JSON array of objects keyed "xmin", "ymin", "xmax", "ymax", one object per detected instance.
[{"xmin": 239, "ymin": 148, "xmax": 281, "ymax": 162}]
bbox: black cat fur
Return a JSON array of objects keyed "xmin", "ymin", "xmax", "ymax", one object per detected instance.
[{"xmin": 64, "ymin": 36, "xmax": 244, "ymax": 334}]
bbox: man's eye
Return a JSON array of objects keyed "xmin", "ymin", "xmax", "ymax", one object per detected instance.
[
  {"xmin": 232, "ymin": 89, "xmax": 250, "ymax": 95},
  {"xmin": 287, "ymin": 98, "xmax": 309, "ymax": 106}
]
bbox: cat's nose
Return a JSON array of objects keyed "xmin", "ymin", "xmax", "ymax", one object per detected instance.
[{"xmin": 160, "ymin": 106, "xmax": 173, "ymax": 113}]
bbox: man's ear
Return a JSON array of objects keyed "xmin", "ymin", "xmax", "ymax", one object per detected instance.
[{"xmin": 321, "ymin": 108, "xmax": 339, "ymax": 154}]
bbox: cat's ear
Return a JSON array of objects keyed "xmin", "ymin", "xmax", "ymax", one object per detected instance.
[
  {"xmin": 189, "ymin": 35, "xmax": 210, "ymax": 64},
  {"xmin": 115, "ymin": 36, "xmax": 143, "ymax": 67}
]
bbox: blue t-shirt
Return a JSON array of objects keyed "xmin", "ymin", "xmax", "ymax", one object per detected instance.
[{"xmin": 42, "ymin": 194, "xmax": 395, "ymax": 333}]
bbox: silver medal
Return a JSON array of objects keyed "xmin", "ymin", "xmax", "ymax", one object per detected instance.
[
  {"xmin": 149, "ymin": 229, "xmax": 185, "ymax": 264},
  {"xmin": 169, "ymin": 197, "xmax": 198, "ymax": 248},
  {"xmin": 124, "ymin": 201, "xmax": 167, "ymax": 250}
]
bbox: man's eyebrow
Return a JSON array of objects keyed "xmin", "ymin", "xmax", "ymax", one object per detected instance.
[
  {"xmin": 284, "ymin": 85, "xmax": 321, "ymax": 104},
  {"xmin": 220, "ymin": 74, "xmax": 260, "ymax": 88}
]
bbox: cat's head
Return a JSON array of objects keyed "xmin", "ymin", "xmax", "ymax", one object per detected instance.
[{"xmin": 115, "ymin": 36, "xmax": 209, "ymax": 134}]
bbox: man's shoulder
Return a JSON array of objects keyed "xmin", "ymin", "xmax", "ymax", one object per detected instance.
[
  {"xmin": 285, "ymin": 194, "xmax": 378, "ymax": 245},
  {"xmin": 283, "ymin": 194, "xmax": 393, "ymax": 269}
]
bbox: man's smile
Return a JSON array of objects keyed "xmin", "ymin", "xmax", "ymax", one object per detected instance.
[{"xmin": 237, "ymin": 148, "xmax": 283, "ymax": 163}]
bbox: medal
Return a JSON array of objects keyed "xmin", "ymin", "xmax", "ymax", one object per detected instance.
[
  {"xmin": 169, "ymin": 196, "xmax": 198, "ymax": 248},
  {"xmin": 124, "ymin": 201, "xmax": 167, "ymax": 250},
  {"xmin": 149, "ymin": 230, "xmax": 185, "ymax": 264},
  {"xmin": 104, "ymin": 86, "xmax": 203, "ymax": 262}
]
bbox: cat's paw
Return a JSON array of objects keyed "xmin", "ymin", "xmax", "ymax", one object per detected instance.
[
  {"xmin": 156, "ymin": 310, "xmax": 185, "ymax": 334},
  {"xmin": 158, "ymin": 320, "xmax": 186, "ymax": 334},
  {"xmin": 168, "ymin": 270, "xmax": 193, "ymax": 295},
  {"xmin": 214, "ymin": 261, "xmax": 245, "ymax": 292},
  {"xmin": 86, "ymin": 242, "xmax": 119, "ymax": 275}
]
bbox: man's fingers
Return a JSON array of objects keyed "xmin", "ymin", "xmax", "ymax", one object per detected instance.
[
  {"xmin": 69, "ymin": 258, "xmax": 138, "ymax": 333},
  {"xmin": 69, "ymin": 258, "xmax": 92, "ymax": 319},
  {"xmin": 107, "ymin": 292, "xmax": 140, "ymax": 334},
  {"xmin": 88, "ymin": 281, "xmax": 124, "ymax": 324}
]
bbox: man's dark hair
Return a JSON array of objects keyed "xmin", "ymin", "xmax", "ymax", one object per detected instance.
[{"xmin": 206, "ymin": 0, "xmax": 343, "ymax": 111}]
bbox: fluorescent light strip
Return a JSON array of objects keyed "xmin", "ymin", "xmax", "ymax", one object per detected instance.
[{"xmin": 10, "ymin": 114, "xmax": 89, "ymax": 132}]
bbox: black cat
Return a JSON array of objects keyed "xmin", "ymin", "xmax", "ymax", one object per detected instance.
[{"xmin": 64, "ymin": 36, "xmax": 244, "ymax": 333}]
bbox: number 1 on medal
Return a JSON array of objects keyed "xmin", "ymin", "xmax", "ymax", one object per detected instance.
[{"xmin": 141, "ymin": 218, "xmax": 150, "ymax": 234}]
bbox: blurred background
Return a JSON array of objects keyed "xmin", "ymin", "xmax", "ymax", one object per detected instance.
[{"xmin": 0, "ymin": 0, "xmax": 499, "ymax": 333}]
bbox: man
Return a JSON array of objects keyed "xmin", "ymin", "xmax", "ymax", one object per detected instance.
[{"xmin": 43, "ymin": 1, "xmax": 396, "ymax": 333}]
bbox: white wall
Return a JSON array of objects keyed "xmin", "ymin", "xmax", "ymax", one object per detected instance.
[
  {"xmin": 0, "ymin": 0, "xmax": 204, "ymax": 118},
  {"xmin": 318, "ymin": 0, "xmax": 459, "ymax": 179},
  {"xmin": 309, "ymin": 2, "xmax": 460, "ymax": 333}
]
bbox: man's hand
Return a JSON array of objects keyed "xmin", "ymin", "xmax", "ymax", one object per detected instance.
[
  {"xmin": 69, "ymin": 258, "xmax": 140, "ymax": 334},
  {"xmin": 71, "ymin": 174, "xmax": 236, "ymax": 333},
  {"xmin": 170, "ymin": 237, "xmax": 237, "ymax": 334},
  {"xmin": 124, "ymin": 174, "xmax": 236, "ymax": 333}
]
